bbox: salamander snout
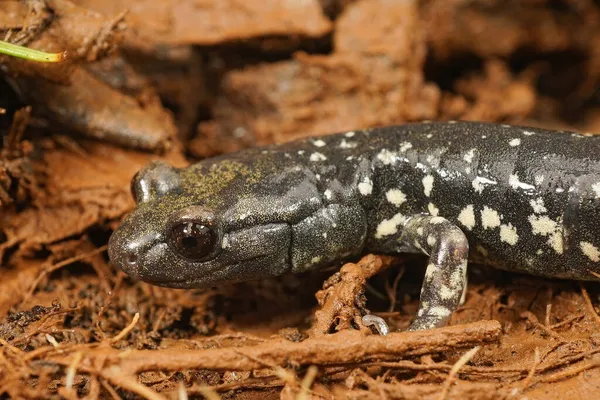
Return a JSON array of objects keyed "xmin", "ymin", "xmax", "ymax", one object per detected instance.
[{"xmin": 108, "ymin": 226, "xmax": 160, "ymax": 281}]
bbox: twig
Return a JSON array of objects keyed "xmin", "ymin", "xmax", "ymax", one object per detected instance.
[
  {"xmin": 66, "ymin": 351, "xmax": 83, "ymax": 390},
  {"xmin": 541, "ymin": 358, "xmax": 600, "ymax": 383},
  {"xmin": 54, "ymin": 320, "xmax": 501, "ymax": 373},
  {"xmin": 520, "ymin": 347, "xmax": 540, "ymax": 392},
  {"xmin": 437, "ymin": 346, "xmax": 480, "ymax": 400},
  {"xmin": 109, "ymin": 313, "xmax": 140, "ymax": 344},
  {"xmin": 521, "ymin": 311, "xmax": 563, "ymax": 340},
  {"xmin": 386, "ymin": 264, "xmax": 405, "ymax": 312},
  {"xmin": 297, "ymin": 365, "xmax": 318, "ymax": 400},
  {"xmin": 545, "ymin": 303, "xmax": 552, "ymax": 326},
  {"xmin": 196, "ymin": 386, "xmax": 221, "ymax": 400},
  {"xmin": 549, "ymin": 314, "xmax": 584, "ymax": 330},
  {"xmin": 177, "ymin": 381, "xmax": 189, "ymax": 400},
  {"xmin": 24, "ymin": 245, "xmax": 108, "ymax": 300},
  {"xmin": 99, "ymin": 379, "xmax": 122, "ymax": 400},
  {"xmin": 0, "ymin": 338, "xmax": 25, "ymax": 355},
  {"xmin": 580, "ymin": 283, "xmax": 600, "ymax": 325},
  {"xmin": 95, "ymin": 272, "xmax": 125, "ymax": 339},
  {"xmin": 101, "ymin": 367, "xmax": 167, "ymax": 400}
]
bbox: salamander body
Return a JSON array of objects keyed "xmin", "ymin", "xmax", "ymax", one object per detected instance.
[{"xmin": 108, "ymin": 121, "xmax": 600, "ymax": 330}]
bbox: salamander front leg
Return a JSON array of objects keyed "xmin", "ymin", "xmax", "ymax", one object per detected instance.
[{"xmin": 401, "ymin": 215, "xmax": 469, "ymax": 331}]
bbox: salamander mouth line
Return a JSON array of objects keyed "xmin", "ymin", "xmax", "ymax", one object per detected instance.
[{"xmin": 140, "ymin": 253, "xmax": 271, "ymax": 285}]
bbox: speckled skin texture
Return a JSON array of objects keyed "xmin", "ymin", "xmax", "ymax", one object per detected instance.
[{"xmin": 108, "ymin": 121, "xmax": 600, "ymax": 330}]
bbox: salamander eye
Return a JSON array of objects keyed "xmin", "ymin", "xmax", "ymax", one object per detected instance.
[{"xmin": 169, "ymin": 222, "xmax": 217, "ymax": 260}]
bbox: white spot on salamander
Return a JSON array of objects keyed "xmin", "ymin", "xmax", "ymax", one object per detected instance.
[
  {"xmin": 500, "ymin": 223, "xmax": 519, "ymax": 245},
  {"xmin": 580, "ymin": 241, "xmax": 600, "ymax": 262},
  {"xmin": 312, "ymin": 139, "xmax": 326, "ymax": 147},
  {"xmin": 345, "ymin": 131, "xmax": 356, "ymax": 137},
  {"xmin": 509, "ymin": 174, "xmax": 535, "ymax": 191},
  {"xmin": 426, "ymin": 154, "xmax": 438, "ymax": 165},
  {"xmin": 530, "ymin": 198, "xmax": 547, "ymax": 214},
  {"xmin": 509, "ymin": 138, "xmax": 521, "ymax": 147},
  {"xmin": 424, "ymin": 263, "xmax": 436, "ymax": 283},
  {"xmin": 439, "ymin": 285, "xmax": 455, "ymax": 300},
  {"xmin": 377, "ymin": 149, "xmax": 396, "ymax": 165},
  {"xmin": 324, "ymin": 189, "xmax": 332, "ymax": 200},
  {"xmin": 358, "ymin": 177, "xmax": 373, "ymax": 195},
  {"xmin": 422, "ymin": 175, "xmax": 434, "ymax": 197},
  {"xmin": 458, "ymin": 205, "xmax": 476, "ymax": 230},
  {"xmin": 427, "ymin": 235, "xmax": 436, "ymax": 247},
  {"xmin": 463, "ymin": 148, "xmax": 476, "ymax": 163},
  {"xmin": 221, "ymin": 236, "xmax": 230, "ymax": 249},
  {"xmin": 556, "ymin": 187, "xmax": 565, "ymax": 193},
  {"xmin": 322, "ymin": 232, "xmax": 327, "ymax": 239},
  {"xmin": 429, "ymin": 306, "xmax": 451, "ymax": 318},
  {"xmin": 428, "ymin": 203, "xmax": 439, "ymax": 216},
  {"xmin": 375, "ymin": 213, "xmax": 406, "ymax": 238},
  {"xmin": 339, "ymin": 139, "xmax": 357, "ymax": 149},
  {"xmin": 592, "ymin": 182, "xmax": 600, "ymax": 199},
  {"xmin": 399, "ymin": 142, "xmax": 413, "ymax": 152},
  {"xmin": 386, "ymin": 189, "xmax": 406, "ymax": 206},
  {"xmin": 430, "ymin": 216, "xmax": 446, "ymax": 224},
  {"xmin": 535, "ymin": 175, "xmax": 545, "ymax": 185},
  {"xmin": 310, "ymin": 152, "xmax": 327, "ymax": 162},
  {"xmin": 472, "ymin": 176, "xmax": 497, "ymax": 194},
  {"xmin": 523, "ymin": 130, "xmax": 535, "ymax": 136},
  {"xmin": 529, "ymin": 215, "xmax": 564, "ymax": 254},
  {"xmin": 417, "ymin": 301, "xmax": 429, "ymax": 316},
  {"xmin": 297, "ymin": 150, "xmax": 305, "ymax": 155},
  {"xmin": 311, "ymin": 256, "xmax": 322, "ymax": 265},
  {"xmin": 415, "ymin": 163, "xmax": 427, "ymax": 172},
  {"xmin": 481, "ymin": 206, "xmax": 501, "ymax": 230},
  {"xmin": 450, "ymin": 261, "xmax": 467, "ymax": 288},
  {"xmin": 426, "ymin": 133, "xmax": 433, "ymax": 139}
]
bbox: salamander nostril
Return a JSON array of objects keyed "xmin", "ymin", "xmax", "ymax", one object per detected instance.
[{"xmin": 126, "ymin": 252, "xmax": 138, "ymax": 266}]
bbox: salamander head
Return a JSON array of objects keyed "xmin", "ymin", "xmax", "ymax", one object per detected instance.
[{"xmin": 108, "ymin": 160, "xmax": 301, "ymax": 288}]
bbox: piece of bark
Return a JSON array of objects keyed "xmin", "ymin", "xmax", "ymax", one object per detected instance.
[
  {"xmin": 17, "ymin": 67, "xmax": 177, "ymax": 150},
  {"xmin": 191, "ymin": 0, "xmax": 440, "ymax": 156},
  {"xmin": 76, "ymin": 0, "xmax": 332, "ymax": 46},
  {"xmin": 1, "ymin": 0, "xmax": 176, "ymax": 150}
]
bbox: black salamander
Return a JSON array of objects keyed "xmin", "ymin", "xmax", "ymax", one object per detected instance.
[{"xmin": 108, "ymin": 121, "xmax": 600, "ymax": 331}]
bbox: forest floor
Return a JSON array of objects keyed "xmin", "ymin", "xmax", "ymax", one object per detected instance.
[{"xmin": 2, "ymin": 0, "xmax": 600, "ymax": 399}]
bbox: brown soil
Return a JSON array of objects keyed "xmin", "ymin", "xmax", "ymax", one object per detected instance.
[{"xmin": 2, "ymin": 0, "xmax": 600, "ymax": 399}]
